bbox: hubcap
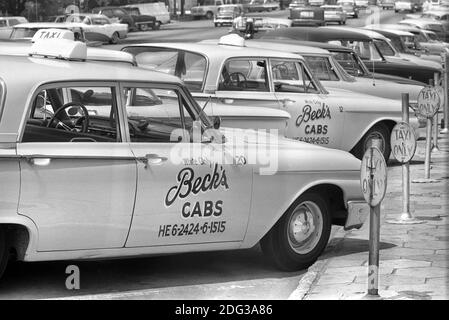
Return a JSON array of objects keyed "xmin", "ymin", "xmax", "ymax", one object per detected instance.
[{"xmin": 287, "ymin": 201, "xmax": 323, "ymax": 254}]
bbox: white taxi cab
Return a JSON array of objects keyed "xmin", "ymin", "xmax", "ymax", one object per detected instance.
[
  {"xmin": 122, "ymin": 34, "xmax": 420, "ymax": 160},
  {"xmin": 0, "ymin": 31, "xmax": 369, "ymax": 280}
]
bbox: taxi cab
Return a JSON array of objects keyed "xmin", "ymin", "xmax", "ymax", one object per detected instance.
[
  {"xmin": 0, "ymin": 31, "xmax": 369, "ymax": 280},
  {"xmin": 122, "ymin": 34, "xmax": 420, "ymax": 160}
]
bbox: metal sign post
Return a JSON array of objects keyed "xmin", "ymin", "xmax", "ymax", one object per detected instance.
[
  {"xmin": 361, "ymin": 146, "xmax": 387, "ymax": 297},
  {"xmin": 441, "ymin": 51, "xmax": 449, "ymax": 134},
  {"xmin": 387, "ymin": 94, "xmax": 424, "ymax": 225},
  {"xmin": 413, "ymin": 86, "xmax": 441, "ymax": 184},
  {"xmin": 432, "ymin": 73, "xmax": 441, "ymax": 153}
]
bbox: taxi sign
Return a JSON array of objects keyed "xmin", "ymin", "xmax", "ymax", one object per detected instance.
[
  {"xmin": 360, "ymin": 147, "xmax": 387, "ymax": 207},
  {"xmin": 417, "ymin": 86, "xmax": 441, "ymax": 118},
  {"xmin": 218, "ymin": 34, "xmax": 246, "ymax": 47},
  {"xmin": 390, "ymin": 122, "xmax": 417, "ymax": 164},
  {"xmin": 29, "ymin": 29, "xmax": 87, "ymax": 61}
]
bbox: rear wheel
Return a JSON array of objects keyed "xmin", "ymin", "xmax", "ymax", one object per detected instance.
[
  {"xmin": 260, "ymin": 193, "xmax": 331, "ymax": 271},
  {"xmin": 140, "ymin": 24, "xmax": 149, "ymax": 31},
  {"xmin": 352, "ymin": 123, "xmax": 391, "ymax": 161},
  {"xmin": 152, "ymin": 21, "xmax": 161, "ymax": 30},
  {"xmin": 109, "ymin": 32, "xmax": 119, "ymax": 44},
  {"xmin": 0, "ymin": 228, "xmax": 9, "ymax": 281},
  {"xmin": 206, "ymin": 11, "xmax": 214, "ymax": 19}
]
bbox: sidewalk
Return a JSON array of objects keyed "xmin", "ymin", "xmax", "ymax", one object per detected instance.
[{"xmin": 292, "ymin": 130, "xmax": 448, "ymax": 300}]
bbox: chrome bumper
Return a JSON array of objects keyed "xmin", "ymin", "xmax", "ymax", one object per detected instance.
[{"xmin": 345, "ymin": 201, "xmax": 369, "ymax": 230}]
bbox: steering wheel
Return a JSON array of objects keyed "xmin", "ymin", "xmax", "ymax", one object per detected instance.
[
  {"xmin": 226, "ymin": 72, "xmax": 248, "ymax": 89},
  {"xmin": 47, "ymin": 102, "xmax": 90, "ymax": 133}
]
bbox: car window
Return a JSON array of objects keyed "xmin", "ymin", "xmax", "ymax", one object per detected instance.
[
  {"xmin": 10, "ymin": 27, "xmax": 37, "ymax": 39},
  {"xmin": 374, "ymin": 39, "xmax": 396, "ymax": 57},
  {"xmin": 0, "ymin": 21, "xmax": 6, "ymax": 27},
  {"xmin": 303, "ymin": 56, "xmax": 339, "ymax": 81},
  {"xmin": 8, "ymin": 19, "xmax": 20, "ymax": 26},
  {"xmin": 271, "ymin": 59, "xmax": 319, "ymax": 93},
  {"xmin": 331, "ymin": 51, "xmax": 365, "ymax": 76},
  {"xmin": 124, "ymin": 87, "xmax": 194, "ymax": 143},
  {"xmin": 22, "ymin": 86, "xmax": 120, "ymax": 143},
  {"xmin": 113, "ymin": 9, "xmax": 125, "ymax": 17},
  {"xmin": 218, "ymin": 58, "xmax": 269, "ymax": 92},
  {"xmin": 124, "ymin": 48, "xmax": 207, "ymax": 93}
]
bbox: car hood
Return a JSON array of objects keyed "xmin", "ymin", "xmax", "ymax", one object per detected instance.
[
  {"xmin": 325, "ymin": 87, "xmax": 402, "ymax": 112},
  {"xmin": 363, "ymin": 72, "xmax": 425, "ymax": 86},
  {"xmin": 219, "ymin": 127, "xmax": 361, "ymax": 172},
  {"xmin": 326, "ymin": 76, "xmax": 424, "ymax": 102}
]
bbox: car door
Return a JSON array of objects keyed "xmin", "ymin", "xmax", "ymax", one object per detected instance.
[
  {"xmin": 270, "ymin": 58, "xmax": 345, "ymax": 149},
  {"xmin": 16, "ymin": 83, "xmax": 137, "ymax": 252},
  {"xmin": 121, "ymin": 82, "xmax": 252, "ymax": 247},
  {"xmin": 213, "ymin": 58, "xmax": 282, "ymax": 111}
]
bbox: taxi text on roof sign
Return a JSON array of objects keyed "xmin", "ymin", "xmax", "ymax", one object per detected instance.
[{"xmin": 29, "ymin": 28, "xmax": 87, "ymax": 61}]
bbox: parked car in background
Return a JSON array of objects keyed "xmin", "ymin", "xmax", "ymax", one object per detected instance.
[
  {"xmin": 365, "ymin": 27, "xmax": 442, "ymax": 64},
  {"xmin": 247, "ymin": 0, "xmax": 266, "ymax": 12},
  {"xmin": 337, "ymin": 0, "xmax": 359, "ymax": 18},
  {"xmin": 122, "ymin": 2, "xmax": 170, "ymax": 25},
  {"xmin": 92, "ymin": 6, "xmax": 158, "ymax": 31},
  {"xmin": 379, "ymin": 0, "xmax": 395, "ymax": 10},
  {"xmin": 0, "ymin": 16, "xmax": 28, "ymax": 39},
  {"xmin": 421, "ymin": 10, "xmax": 449, "ymax": 33},
  {"xmin": 65, "ymin": 13, "xmax": 128, "ymax": 44},
  {"xmin": 259, "ymin": 27, "xmax": 442, "ymax": 84},
  {"xmin": 394, "ymin": 0, "xmax": 423, "ymax": 13},
  {"xmin": 122, "ymin": 36, "xmax": 422, "ymax": 160},
  {"xmin": 8, "ymin": 23, "xmax": 87, "ymax": 43},
  {"xmin": 215, "ymin": 4, "xmax": 244, "ymax": 27},
  {"xmin": 245, "ymin": 39, "xmax": 425, "ymax": 103},
  {"xmin": 355, "ymin": 0, "xmax": 369, "ymax": 8},
  {"xmin": 263, "ymin": 0, "xmax": 280, "ymax": 11},
  {"xmin": 399, "ymin": 18, "xmax": 449, "ymax": 42},
  {"xmin": 289, "ymin": 5, "xmax": 325, "ymax": 26},
  {"xmin": 369, "ymin": 23, "xmax": 449, "ymax": 54},
  {"xmin": 191, "ymin": 0, "xmax": 223, "ymax": 19},
  {"xmin": 321, "ymin": 5, "xmax": 347, "ymax": 25},
  {"xmin": 45, "ymin": 15, "xmax": 67, "ymax": 23}
]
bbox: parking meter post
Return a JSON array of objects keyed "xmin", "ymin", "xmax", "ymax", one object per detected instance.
[
  {"xmin": 441, "ymin": 51, "xmax": 449, "ymax": 134},
  {"xmin": 432, "ymin": 73, "xmax": 440, "ymax": 153},
  {"xmin": 425, "ymin": 118, "xmax": 432, "ymax": 179},
  {"xmin": 368, "ymin": 204, "xmax": 380, "ymax": 296},
  {"xmin": 402, "ymin": 94, "xmax": 411, "ymax": 219}
]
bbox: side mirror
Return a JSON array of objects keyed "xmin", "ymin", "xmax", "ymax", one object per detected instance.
[{"xmin": 213, "ymin": 116, "xmax": 221, "ymax": 129}]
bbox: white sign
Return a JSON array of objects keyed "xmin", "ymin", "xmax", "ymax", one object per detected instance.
[
  {"xmin": 390, "ymin": 122, "xmax": 417, "ymax": 164},
  {"xmin": 360, "ymin": 147, "xmax": 387, "ymax": 207},
  {"xmin": 417, "ymin": 86, "xmax": 441, "ymax": 118}
]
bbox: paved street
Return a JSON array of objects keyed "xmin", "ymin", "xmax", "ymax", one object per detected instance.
[{"xmin": 292, "ymin": 130, "xmax": 448, "ymax": 300}]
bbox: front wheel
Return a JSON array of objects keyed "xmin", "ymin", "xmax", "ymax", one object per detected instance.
[
  {"xmin": 352, "ymin": 123, "xmax": 391, "ymax": 161},
  {"xmin": 0, "ymin": 228, "xmax": 9, "ymax": 281},
  {"xmin": 205, "ymin": 11, "xmax": 214, "ymax": 19},
  {"xmin": 260, "ymin": 193, "xmax": 331, "ymax": 271},
  {"xmin": 140, "ymin": 24, "xmax": 149, "ymax": 32}
]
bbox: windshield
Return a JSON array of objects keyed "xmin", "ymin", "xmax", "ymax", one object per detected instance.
[
  {"xmin": 218, "ymin": 7, "xmax": 235, "ymax": 13},
  {"xmin": 303, "ymin": 55, "xmax": 339, "ymax": 81},
  {"xmin": 123, "ymin": 47, "xmax": 208, "ymax": 93},
  {"xmin": 329, "ymin": 40, "xmax": 383, "ymax": 61},
  {"xmin": 331, "ymin": 50, "xmax": 367, "ymax": 77}
]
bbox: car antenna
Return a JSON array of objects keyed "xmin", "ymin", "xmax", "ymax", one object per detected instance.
[
  {"xmin": 371, "ymin": 41, "xmax": 376, "ymax": 87},
  {"xmin": 202, "ymin": 95, "xmax": 212, "ymax": 112}
]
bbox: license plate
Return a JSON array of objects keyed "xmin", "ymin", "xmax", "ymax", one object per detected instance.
[{"xmin": 300, "ymin": 11, "xmax": 314, "ymax": 18}]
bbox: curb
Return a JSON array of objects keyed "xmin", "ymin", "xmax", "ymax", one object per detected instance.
[{"xmin": 288, "ymin": 227, "xmax": 348, "ymax": 300}]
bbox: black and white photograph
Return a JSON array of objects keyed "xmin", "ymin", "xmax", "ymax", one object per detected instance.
[{"xmin": 0, "ymin": 0, "xmax": 447, "ymax": 307}]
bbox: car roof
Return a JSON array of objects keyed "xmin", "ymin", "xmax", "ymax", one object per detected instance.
[
  {"xmin": 366, "ymin": 28, "xmax": 413, "ymax": 38},
  {"xmin": 261, "ymin": 26, "xmax": 372, "ymax": 42},
  {"xmin": 68, "ymin": 13, "xmax": 108, "ymax": 18},
  {"xmin": 321, "ymin": 26, "xmax": 389, "ymax": 40},
  {"xmin": 247, "ymin": 39, "xmax": 330, "ymax": 55},
  {"xmin": 0, "ymin": 16, "xmax": 26, "ymax": 20},
  {"xmin": 0, "ymin": 55, "xmax": 180, "ymax": 90},
  {"xmin": 124, "ymin": 42, "xmax": 306, "ymax": 61}
]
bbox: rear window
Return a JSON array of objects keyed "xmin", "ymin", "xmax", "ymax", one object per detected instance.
[
  {"xmin": 10, "ymin": 27, "xmax": 38, "ymax": 39},
  {"xmin": 0, "ymin": 21, "xmax": 7, "ymax": 27},
  {"xmin": 303, "ymin": 56, "xmax": 339, "ymax": 81},
  {"xmin": 123, "ymin": 47, "xmax": 207, "ymax": 93}
]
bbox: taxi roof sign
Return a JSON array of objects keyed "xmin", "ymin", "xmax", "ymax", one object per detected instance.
[
  {"xmin": 218, "ymin": 34, "xmax": 246, "ymax": 47},
  {"xmin": 29, "ymin": 29, "xmax": 87, "ymax": 61}
]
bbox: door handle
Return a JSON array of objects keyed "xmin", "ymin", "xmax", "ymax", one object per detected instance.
[
  {"xmin": 138, "ymin": 154, "xmax": 167, "ymax": 167},
  {"xmin": 281, "ymin": 98, "xmax": 296, "ymax": 106},
  {"xmin": 27, "ymin": 157, "xmax": 51, "ymax": 166}
]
